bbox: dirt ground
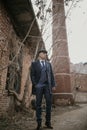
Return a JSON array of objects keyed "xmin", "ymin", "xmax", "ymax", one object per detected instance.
[{"xmin": 0, "ymin": 103, "xmax": 87, "ymax": 130}]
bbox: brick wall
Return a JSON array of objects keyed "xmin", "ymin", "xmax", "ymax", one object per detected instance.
[
  {"xmin": 71, "ymin": 73, "xmax": 87, "ymax": 102},
  {"xmin": 0, "ymin": 2, "xmax": 24, "ymax": 115},
  {"xmin": 0, "ymin": 0, "xmax": 44, "ymax": 114},
  {"xmin": 0, "ymin": 1, "xmax": 35, "ymax": 115},
  {"xmin": 0, "ymin": 2, "xmax": 11, "ymax": 115}
]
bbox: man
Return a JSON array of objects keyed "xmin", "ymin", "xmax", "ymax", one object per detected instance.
[{"xmin": 30, "ymin": 49, "xmax": 56, "ymax": 130}]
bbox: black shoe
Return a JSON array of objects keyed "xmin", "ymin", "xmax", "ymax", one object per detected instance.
[
  {"xmin": 36, "ymin": 126, "xmax": 41, "ymax": 130},
  {"xmin": 36, "ymin": 123, "xmax": 42, "ymax": 130},
  {"xmin": 45, "ymin": 122, "xmax": 53, "ymax": 129}
]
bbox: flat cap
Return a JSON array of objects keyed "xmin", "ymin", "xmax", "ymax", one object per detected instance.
[{"xmin": 38, "ymin": 49, "xmax": 47, "ymax": 54}]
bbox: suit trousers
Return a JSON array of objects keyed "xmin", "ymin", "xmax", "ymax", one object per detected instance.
[{"xmin": 36, "ymin": 85, "xmax": 52, "ymax": 124}]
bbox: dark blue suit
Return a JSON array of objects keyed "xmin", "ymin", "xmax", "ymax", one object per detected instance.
[{"xmin": 30, "ymin": 60, "xmax": 55, "ymax": 124}]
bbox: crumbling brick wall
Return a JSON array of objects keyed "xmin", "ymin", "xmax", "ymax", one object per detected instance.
[
  {"xmin": 71, "ymin": 73, "xmax": 87, "ymax": 102},
  {"xmin": 0, "ymin": 0, "xmax": 44, "ymax": 115},
  {"xmin": 0, "ymin": 2, "xmax": 32, "ymax": 115},
  {"xmin": 0, "ymin": 2, "xmax": 11, "ymax": 115}
]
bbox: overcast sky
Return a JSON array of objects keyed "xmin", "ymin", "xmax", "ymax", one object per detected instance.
[
  {"xmin": 65, "ymin": 0, "xmax": 87, "ymax": 64},
  {"xmin": 32, "ymin": 0, "xmax": 87, "ymax": 64}
]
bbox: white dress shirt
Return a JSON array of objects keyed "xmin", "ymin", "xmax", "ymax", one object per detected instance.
[{"xmin": 40, "ymin": 60, "xmax": 45, "ymax": 67}]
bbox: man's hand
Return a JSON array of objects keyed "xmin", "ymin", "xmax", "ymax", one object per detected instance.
[{"xmin": 52, "ymin": 87, "xmax": 56, "ymax": 91}]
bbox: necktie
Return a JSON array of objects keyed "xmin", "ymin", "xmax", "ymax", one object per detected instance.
[{"xmin": 41, "ymin": 61, "xmax": 45, "ymax": 67}]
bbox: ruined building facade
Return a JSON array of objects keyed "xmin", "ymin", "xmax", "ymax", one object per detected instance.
[
  {"xmin": 0, "ymin": 0, "xmax": 43, "ymax": 115},
  {"xmin": 70, "ymin": 63, "xmax": 87, "ymax": 103}
]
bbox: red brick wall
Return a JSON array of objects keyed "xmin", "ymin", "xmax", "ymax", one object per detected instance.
[
  {"xmin": 0, "ymin": 2, "xmax": 25, "ymax": 115},
  {"xmin": 0, "ymin": 2, "xmax": 11, "ymax": 115},
  {"xmin": 0, "ymin": 2, "xmax": 34, "ymax": 115},
  {"xmin": 71, "ymin": 73, "xmax": 87, "ymax": 102},
  {"xmin": 0, "ymin": 1, "xmax": 44, "ymax": 114}
]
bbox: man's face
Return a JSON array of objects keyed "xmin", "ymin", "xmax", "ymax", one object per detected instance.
[{"xmin": 39, "ymin": 52, "xmax": 47, "ymax": 60}]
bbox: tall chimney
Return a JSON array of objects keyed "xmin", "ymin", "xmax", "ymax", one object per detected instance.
[{"xmin": 52, "ymin": 0, "xmax": 73, "ymax": 104}]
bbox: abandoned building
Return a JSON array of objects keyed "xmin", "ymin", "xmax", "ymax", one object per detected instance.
[
  {"xmin": 70, "ymin": 63, "xmax": 87, "ymax": 103},
  {"xmin": 0, "ymin": 0, "xmax": 44, "ymax": 115}
]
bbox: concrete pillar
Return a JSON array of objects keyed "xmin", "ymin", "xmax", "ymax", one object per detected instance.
[{"xmin": 52, "ymin": 0, "xmax": 73, "ymax": 104}]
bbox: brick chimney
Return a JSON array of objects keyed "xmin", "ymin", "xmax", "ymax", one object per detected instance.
[{"xmin": 52, "ymin": 0, "xmax": 73, "ymax": 104}]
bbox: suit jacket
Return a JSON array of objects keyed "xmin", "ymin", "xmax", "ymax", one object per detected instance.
[{"xmin": 30, "ymin": 60, "xmax": 55, "ymax": 94}]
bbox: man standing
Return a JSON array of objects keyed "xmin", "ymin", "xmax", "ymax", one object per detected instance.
[{"xmin": 30, "ymin": 49, "xmax": 56, "ymax": 130}]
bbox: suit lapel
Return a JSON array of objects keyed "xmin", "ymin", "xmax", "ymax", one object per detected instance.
[
  {"xmin": 46, "ymin": 61, "xmax": 50, "ymax": 71},
  {"xmin": 36, "ymin": 60, "xmax": 42, "ymax": 70}
]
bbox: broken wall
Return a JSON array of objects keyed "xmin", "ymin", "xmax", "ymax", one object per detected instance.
[{"xmin": 0, "ymin": 2, "xmax": 33, "ymax": 115}]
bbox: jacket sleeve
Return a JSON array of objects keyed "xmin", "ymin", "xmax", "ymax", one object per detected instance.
[
  {"xmin": 30, "ymin": 62, "xmax": 37, "ymax": 86},
  {"xmin": 50, "ymin": 63, "xmax": 56, "ymax": 87}
]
